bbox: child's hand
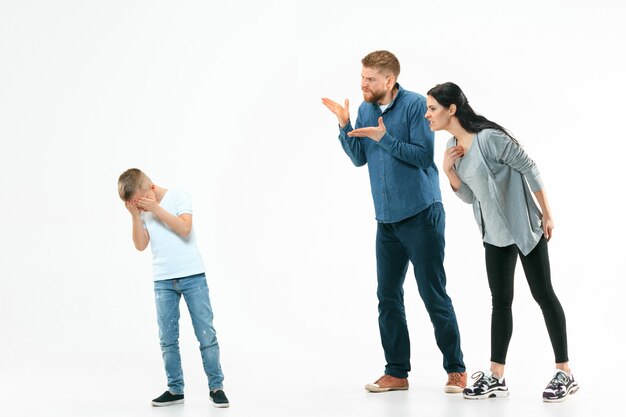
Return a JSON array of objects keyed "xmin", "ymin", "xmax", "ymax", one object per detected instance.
[
  {"xmin": 125, "ymin": 200, "xmax": 141, "ymax": 216},
  {"xmin": 136, "ymin": 195, "xmax": 159, "ymax": 212}
]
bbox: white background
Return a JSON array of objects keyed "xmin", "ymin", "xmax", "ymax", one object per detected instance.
[{"xmin": 1, "ymin": 1, "xmax": 624, "ymax": 416}]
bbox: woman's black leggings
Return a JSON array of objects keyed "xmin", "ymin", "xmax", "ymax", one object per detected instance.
[{"xmin": 484, "ymin": 237, "xmax": 569, "ymax": 364}]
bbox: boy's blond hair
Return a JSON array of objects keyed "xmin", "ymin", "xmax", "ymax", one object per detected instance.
[
  {"xmin": 118, "ymin": 168, "xmax": 152, "ymax": 201},
  {"xmin": 361, "ymin": 50, "xmax": 401, "ymax": 79}
]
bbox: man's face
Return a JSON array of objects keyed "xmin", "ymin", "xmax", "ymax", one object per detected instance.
[{"xmin": 361, "ymin": 66, "xmax": 392, "ymax": 104}]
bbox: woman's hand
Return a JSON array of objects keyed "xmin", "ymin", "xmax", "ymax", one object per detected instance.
[
  {"xmin": 443, "ymin": 145, "xmax": 464, "ymax": 173},
  {"xmin": 542, "ymin": 212, "xmax": 554, "ymax": 240}
]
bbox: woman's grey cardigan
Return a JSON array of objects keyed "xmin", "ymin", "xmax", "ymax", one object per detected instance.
[{"xmin": 447, "ymin": 129, "xmax": 545, "ymax": 256}]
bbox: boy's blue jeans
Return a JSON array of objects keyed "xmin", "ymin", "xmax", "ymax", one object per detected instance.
[
  {"xmin": 154, "ymin": 273, "xmax": 224, "ymax": 394},
  {"xmin": 376, "ymin": 202, "xmax": 465, "ymax": 378}
]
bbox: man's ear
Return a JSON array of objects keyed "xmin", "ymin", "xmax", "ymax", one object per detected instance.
[{"xmin": 386, "ymin": 74, "xmax": 396, "ymax": 89}]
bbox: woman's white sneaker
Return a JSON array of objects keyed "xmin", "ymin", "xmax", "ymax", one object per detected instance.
[
  {"xmin": 543, "ymin": 370, "xmax": 579, "ymax": 402},
  {"xmin": 463, "ymin": 371, "xmax": 509, "ymax": 399}
]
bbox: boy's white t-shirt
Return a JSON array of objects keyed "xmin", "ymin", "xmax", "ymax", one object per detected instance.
[{"xmin": 141, "ymin": 188, "xmax": 205, "ymax": 281}]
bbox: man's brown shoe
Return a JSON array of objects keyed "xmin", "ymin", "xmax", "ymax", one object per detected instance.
[
  {"xmin": 445, "ymin": 371, "xmax": 467, "ymax": 393},
  {"xmin": 365, "ymin": 374, "xmax": 409, "ymax": 392}
]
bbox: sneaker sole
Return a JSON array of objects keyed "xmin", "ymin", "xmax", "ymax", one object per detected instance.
[
  {"xmin": 210, "ymin": 398, "xmax": 230, "ymax": 408},
  {"xmin": 444, "ymin": 386, "xmax": 465, "ymax": 394},
  {"xmin": 543, "ymin": 384, "xmax": 580, "ymax": 403},
  {"xmin": 365, "ymin": 384, "xmax": 409, "ymax": 393},
  {"xmin": 151, "ymin": 399, "xmax": 184, "ymax": 407},
  {"xmin": 463, "ymin": 389, "xmax": 509, "ymax": 400}
]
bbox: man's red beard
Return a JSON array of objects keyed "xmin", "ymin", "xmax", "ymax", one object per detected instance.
[{"xmin": 363, "ymin": 89, "xmax": 386, "ymax": 104}]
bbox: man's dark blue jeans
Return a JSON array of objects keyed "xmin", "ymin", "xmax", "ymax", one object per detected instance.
[{"xmin": 376, "ymin": 202, "xmax": 465, "ymax": 378}]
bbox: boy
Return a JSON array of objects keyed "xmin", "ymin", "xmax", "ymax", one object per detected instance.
[{"xmin": 117, "ymin": 168, "xmax": 229, "ymax": 408}]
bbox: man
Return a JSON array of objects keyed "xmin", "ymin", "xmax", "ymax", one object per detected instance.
[{"xmin": 322, "ymin": 50, "xmax": 466, "ymax": 393}]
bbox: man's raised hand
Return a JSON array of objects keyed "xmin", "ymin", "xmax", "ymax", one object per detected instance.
[{"xmin": 321, "ymin": 97, "xmax": 350, "ymax": 128}]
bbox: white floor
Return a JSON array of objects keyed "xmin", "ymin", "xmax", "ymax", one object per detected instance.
[{"xmin": 4, "ymin": 351, "xmax": 613, "ymax": 417}]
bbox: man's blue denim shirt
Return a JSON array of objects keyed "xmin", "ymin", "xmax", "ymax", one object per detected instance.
[{"xmin": 338, "ymin": 84, "xmax": 442, "ymax": 223}]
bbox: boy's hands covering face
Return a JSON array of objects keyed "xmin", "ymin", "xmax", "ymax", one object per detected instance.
[
  {"xmin": 135, "ymin": 194, "xmax": 159, "ymax": 212},
  {"xmin": 125, "ymin": 200, "xmax": 141, "ymax": 216}
]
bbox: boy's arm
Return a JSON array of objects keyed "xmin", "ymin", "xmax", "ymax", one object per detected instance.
[
  {"xmin": 136, "ymin": 196, "xmax": 193, "ymax": 237},
  {"xmin": 126, "ymin": 201, "xmax": 150, "ymax": 251}
]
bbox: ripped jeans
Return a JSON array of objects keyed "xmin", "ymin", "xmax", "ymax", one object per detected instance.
[{"xmin": 154, "ymin": 273, "xmax": 224, "ymax": 393}]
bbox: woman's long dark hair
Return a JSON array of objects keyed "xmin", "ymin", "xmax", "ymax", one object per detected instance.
[{"xmin": 427, "ymin": 82, "xmax": 519, "ymax": 144}]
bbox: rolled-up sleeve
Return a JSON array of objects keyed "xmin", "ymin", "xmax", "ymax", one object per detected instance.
[{"xmin": 491, "ymin": 132, "xmax": 544, "ymax": 192}]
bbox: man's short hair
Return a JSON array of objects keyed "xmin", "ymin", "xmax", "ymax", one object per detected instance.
[
  {"xmin": 361, "ymin": 50, "xmax": 400, "ymax": 79},
  {"xmin": 118, "ymin": 168, "xmax": 151, "ymax": 201}
]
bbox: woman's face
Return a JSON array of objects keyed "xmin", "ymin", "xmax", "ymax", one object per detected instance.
[{"xmin": 425, "ymin": 95, "xmax": 452, "ymax": 132}]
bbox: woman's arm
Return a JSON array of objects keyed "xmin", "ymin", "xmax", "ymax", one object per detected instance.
[{"xmin": 533, "ymin": 188, "xmax": 554, "ymax": 240}]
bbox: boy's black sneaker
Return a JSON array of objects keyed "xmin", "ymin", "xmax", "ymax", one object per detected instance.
[
  {"xmin": 463, "ymin": 371, "xmax": 509, "ymax": 399},
  {"xmin": 151, "ymin": 390, "xmax": 184, "ymax": 407},
  {"xmin": 210, "ymin": 389, "xmax": 230, "ymax": 408},
  {"xmin": 543, "ymin": 370, "xmax": 579, "ymax": 402}
]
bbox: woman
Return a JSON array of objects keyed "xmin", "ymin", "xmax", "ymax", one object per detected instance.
[{"xmin": 424, "ymin": 82, "xmax": 578, "ymax": 402}]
